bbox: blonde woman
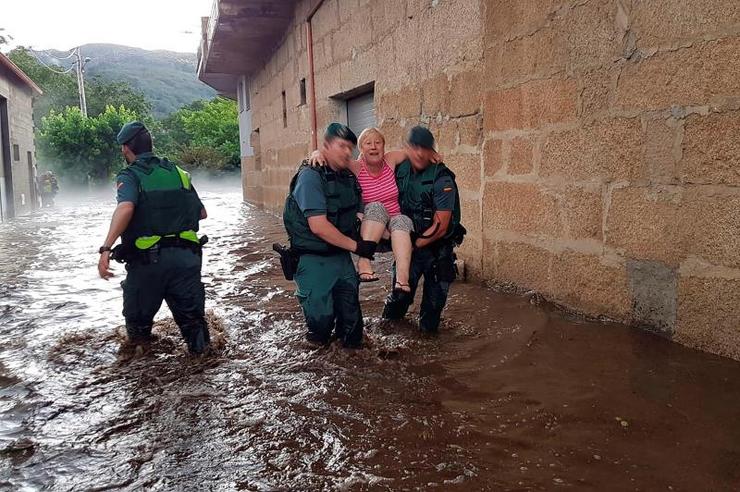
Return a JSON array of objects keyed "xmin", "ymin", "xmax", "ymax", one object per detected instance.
[{"xmin": 311, "ymin": 128, "xmax": 438, "ymax": 293}]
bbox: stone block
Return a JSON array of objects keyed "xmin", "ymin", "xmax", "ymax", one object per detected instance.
[
  {"xmin": 338, "ymin": 0, "xmax": 359, "ymax": 23},
  {"xmin": 339, "ymin": 49, "xmax": 377, "ymax": 93},
  {"xmin": 484, "ymin": 0, "xmax": 565, "ymax": 43},
  {"xmin": 484, "ymin": 77, "xmax": 578, "ymax": 131},
  {"xmin": 561, "ymin": 186, "xmax": 603, "ymax": 241},
  {"xmin": 422, "ymin": 74, "xmax": 450, "ymax": 116},
  {"xmin": 631, "ymin": 0, "xmax": 740, "ymax": 49},
  {"xmin": 682, "ymin": 188, "xmax": 740, "ymax": 269},
  {"xmin": 627, "ymin": 259, "xmax": 678, "ymax": 335},
  {"xmin": 434, "ymin": 120, "xmax": 457, "ymax": 152},
  {"xmin": 378, "ymin": 121, "xmax": 405, "ymax": 149},
  {"xmin": 606, "ymin": 186, "xmax": 682, "ymax": 265},
  {"xmin": 508, "ymin": 136, "xmax": 534, "ymax": 175},
  {"xmin": 682, "ymin": 112, "xmax": 740, "ymax": 186},
  {"xmin": 562, "ymin": 0, "xmax": 620, "ymax": 71},
  {"xmin": 483, "ymin": 138, "xmax": 504, "ymax": 177},
  {"xmin": 577, "ymin": 67, "xmax": 614, "ymax": 117},
  {"xmin": 482, "ymin": 181, "xmax": 563, "ymax": 238},
  {"xmin": 675, "ymin": 275, "xmax": 740, "ymax": 360},
  {"xmin": 540, "ymin": 118, "xmax": 643, "ymax": 182},
  {"xmin": 378, "ymin": 86, "xmax": 422, "ymax": 119},
  {"xmin": 639, "ymin": 118, "xmax": 679, "ymax": 184},
  {"xmin": 446, "ymin": 153, "xmax": 481, "ymax": 192},
  {"xmin": 450, "ymin": 70, "xmax": 483, "ymax": 117},
  {"xmin": 456, "ymin": 116, "xmax": 482, "ymax": 147},
  {"xmin": 458, "ymin": 196, "xmax": 482, "ymax": 275},
  {"xmin": 372, "ymin": 0, "xmax": 407, "ymax": 38},
  {"xmin": 312, "ymin": 0, "xmax": 339, "ymax": 40},
  {"xmin": 551, "ymin": 250, "xmax": 631, "ymax": 320},
  {"xmin": 484, "ymin": 239, "xmax": 555, "ymax": 294},
  {"xmin": 615, "ymin": 37, "xmax": 740, "ymax": 111},
  {"xmin": 500, "ymin": 25, "xmax": 567, "ymax": 83}
]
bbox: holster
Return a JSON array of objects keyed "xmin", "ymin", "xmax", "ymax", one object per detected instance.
[
  {"xmin": 273, "ymin": 243, "xmax": 300, "ymax": 281},
  {"xmin": 432, "ymin": 242, "xmax": 458, "ymax": 283}
]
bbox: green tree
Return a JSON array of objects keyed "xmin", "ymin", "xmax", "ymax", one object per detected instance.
[
  {"xmin": 38, "ymin": 105, "xmax": 140, "ymax": 184},
  {"xmin": 157, "ymin": 97, "xmax": 239, "ymax": 172}
]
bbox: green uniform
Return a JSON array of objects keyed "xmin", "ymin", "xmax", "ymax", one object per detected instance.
[
  {"xmin": 382, "ymin": 159, "xmax": 463, "ymax": 332},
  {"xmin": 283, "ymin": 163, "xmax": 364, "ymax": 347},
  {"xmin": 116, "ymin": 152, "xmax": 209, "ymax": 353}
]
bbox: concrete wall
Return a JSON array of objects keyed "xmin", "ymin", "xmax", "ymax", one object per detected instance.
[
  {"xmin": 0, "ymin": 66, "xmax": 38, "ymax": 219},
  {"xmin": 238, "ymin": 0, "xmax": 740, "ymax": 359}
]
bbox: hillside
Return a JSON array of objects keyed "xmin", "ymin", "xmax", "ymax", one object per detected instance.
[{"xmin": 36, "ymin": 44, "xmax": 217, "ymax": 117}]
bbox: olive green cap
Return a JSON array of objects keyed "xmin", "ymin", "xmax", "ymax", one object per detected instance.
[
  {"xmin": 116, "ymin": 121, "xmax": 147, "ymax": 145},
  {"xmin": 324, "ymin": 122, "xmax": 357, "ymax": 145},
  {"xmin": 407, "ymin": 126, "xmax": 435, "ymax": 149}
]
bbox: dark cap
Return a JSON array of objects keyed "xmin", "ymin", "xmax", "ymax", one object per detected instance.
[
  {"xmin": 116, "ymin": 121, "xmax": 147, "ymax": 145},
  {"xmin": 407, "ymin": 125, "xmax": 435, "ymax": 149},
  {"xmin": 324, "ymin": 122, "xmax": 357, "ymax": 145}
]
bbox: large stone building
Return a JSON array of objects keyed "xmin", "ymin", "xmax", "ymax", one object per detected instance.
[
  {"xmin": 0, "ymin": 52, "xmax": 42, "ymax": 220},
  {"xmin": 198, "ymin": 0, "xmax": 740, "ymax": 359}
]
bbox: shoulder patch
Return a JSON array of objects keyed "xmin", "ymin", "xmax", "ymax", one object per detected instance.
[{"xmin": 442, "ymin": 186, "xmax": 453, "ymax": 192}]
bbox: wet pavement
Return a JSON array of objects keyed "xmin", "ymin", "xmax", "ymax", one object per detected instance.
[{"xmin": 1, "ymin": 179, "xmax": 740, "ymax": 491}]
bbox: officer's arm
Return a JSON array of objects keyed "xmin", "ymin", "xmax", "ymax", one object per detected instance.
[
  {"xmin": 101, "ymin": 202, "xmax": 135, "ymax": 248},
  {"xmin": 415, "ymin": 211, "xmax": 452, "ymax": 249},
  {"xmin": 307, "ymin": 215, "xmax": 358, "ymax": 252},
  {"xmin": 385, "ymin": 149, "xmax": 443, "ymax": 169}
]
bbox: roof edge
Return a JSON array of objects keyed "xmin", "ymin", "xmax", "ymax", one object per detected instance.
[{"xmin": 0, "ymin": 52, "xmax": 43, "ymax": 95}]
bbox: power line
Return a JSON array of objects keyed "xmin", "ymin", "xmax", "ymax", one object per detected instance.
[{"xmin": 31, "ymin": 49, "xmax": 76, "ymax": 75}]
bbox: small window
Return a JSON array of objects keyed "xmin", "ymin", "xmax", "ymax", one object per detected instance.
[
  {"xmin": 299, "ymin": 78, "xmax": 307, "ymax": 106},
  {"xmin": 27, "ymin": 151, "xmax": 32, "ymax": 165},
  {"xmin": 13, "ymin": 144, "xmax": 19, "ymax": 161},
  {"xmin": 282, "ymin": 90, "xmax": 287, "ymax": 128}
]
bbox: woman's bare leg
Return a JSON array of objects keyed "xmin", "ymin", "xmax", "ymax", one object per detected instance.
[
  {"xmin": 390, "ymin": 230, "xmax": 412, "ymax": 292},
  {"xmin": 358, "ymin": 202, "xmax": 389, "ymax": 280}
]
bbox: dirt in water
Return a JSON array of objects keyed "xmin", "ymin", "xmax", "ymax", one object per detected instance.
[{"xmin": 1, "ymin": 182, "xmax": 740, "ymax": 491}]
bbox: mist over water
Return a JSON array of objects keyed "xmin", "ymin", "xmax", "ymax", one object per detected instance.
[{"xmin": 1, "ymin": 179, "xmax": 740, "ymax": 490}]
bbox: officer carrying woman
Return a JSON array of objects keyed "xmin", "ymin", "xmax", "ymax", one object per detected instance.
[
  {"xmin": 280, "ymin": 123, "xmax": 377, "ymax": 348},
  {"xmin": 97, "ymin": 121, "xmax": 211, "ymax": 355},
  {"xmin": 382, "ymin": 126, "xmax": 465, "ymax": 333}
]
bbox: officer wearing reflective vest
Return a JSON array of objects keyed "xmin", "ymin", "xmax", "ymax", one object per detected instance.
[
  {"xmin": 382, "ymin": 126, "xmax": 465, "ymax": 333},
  {"xmin": 97, "ymin": 121, "xmax": 210, "ymax": 355},
  {"xmin": 283, "ymin": 123, "xmax": 377, "ymax": 348}
]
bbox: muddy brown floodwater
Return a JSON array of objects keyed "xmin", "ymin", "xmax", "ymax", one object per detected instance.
[{"xmin": 1, "ymin": 180, "xmax": 740, "ymax": 491}]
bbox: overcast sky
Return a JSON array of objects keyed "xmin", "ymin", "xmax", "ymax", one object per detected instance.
[{"xmin": 2, "ymin": 0, "xmax": 213, "ymax": 53}]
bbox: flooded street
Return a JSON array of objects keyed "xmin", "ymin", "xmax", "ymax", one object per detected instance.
[{"xmin": 1, "ymin": 180, "xmax": 740, "ymax": 491}]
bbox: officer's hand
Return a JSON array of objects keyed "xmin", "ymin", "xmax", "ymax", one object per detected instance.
[
  {"xmin": 354, "ymin": 240, "xmax": 377, "ymax": 259},
  {"xmin": 410, "ymin": 231, "xmax": 422, "ymax": 249},
  {"xmin": 98, "ymin": 252, "xmax": 114, "ymax": 280},
  {"xmin": 308, "ymin": 150, "xmax": 327, "ymax": 167}
]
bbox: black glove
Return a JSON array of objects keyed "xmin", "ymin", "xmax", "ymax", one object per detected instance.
[{"xmin": 354, "ymin": 240, "xmax": 377, "ymax": 259}]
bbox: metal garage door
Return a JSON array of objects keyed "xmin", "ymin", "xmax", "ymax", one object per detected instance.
[{"xmin": 346, "ymin": 92, "xmax": 375, "ymax": 156}]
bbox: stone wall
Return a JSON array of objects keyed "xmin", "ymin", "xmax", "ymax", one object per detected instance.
[
  {"xmin": 481, "ymin": 0, "xmax": 740, "ymax": 358},
  {"xmin": 0, "ymin": 67, "xmax": 37, "ymax": 218},
  {"xmin": 240, "ymin": 0, "xmax": 740, "ymax": 359},
  {"xmin": 245, "ymin": 0, "xmax": 484, "ymax": 216}
]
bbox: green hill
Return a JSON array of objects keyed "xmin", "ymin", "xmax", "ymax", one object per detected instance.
[{"xmin": 36, "ymin": 44, "xmax": 217, "ymax": 118}]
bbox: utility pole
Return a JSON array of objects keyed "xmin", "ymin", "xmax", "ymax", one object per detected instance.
[{"xmin": 73, "ymin": 48, "xmax": 88, "ymax": 117}]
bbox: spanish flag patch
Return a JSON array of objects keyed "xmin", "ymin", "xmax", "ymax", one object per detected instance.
[{"xmin": 443, "ymin": 187, "xmax": 453, "ymax": 192}]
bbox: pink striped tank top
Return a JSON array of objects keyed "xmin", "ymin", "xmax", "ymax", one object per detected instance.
[{"xmin": 357, "ymin": 158, "xmax": 401, "ymax": 217}]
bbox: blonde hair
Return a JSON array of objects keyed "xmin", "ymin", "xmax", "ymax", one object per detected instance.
[{"xmin": 357, "ymin": 127, "xmax": 386, "ymax": 150}]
